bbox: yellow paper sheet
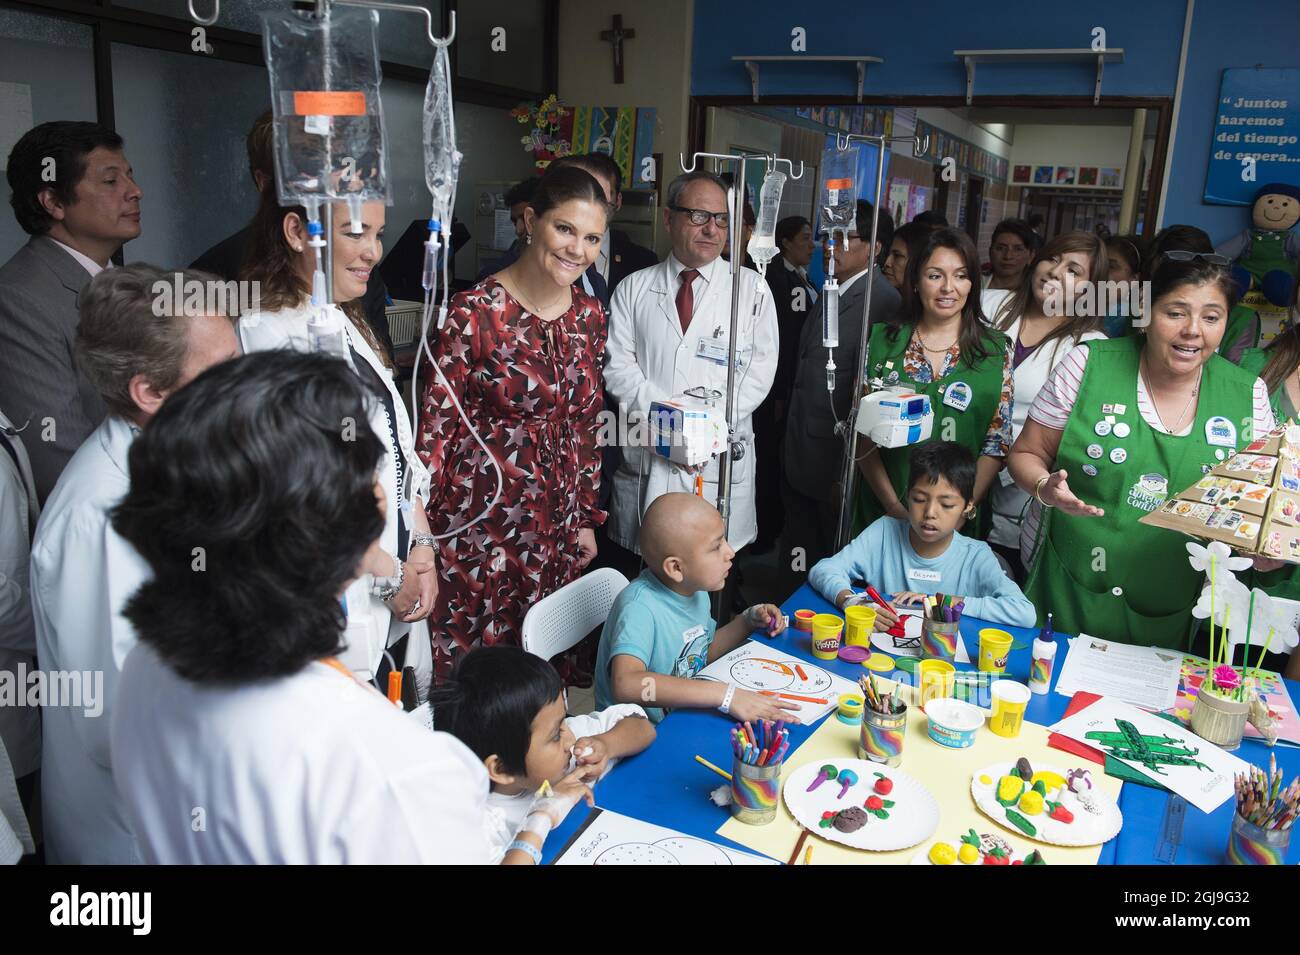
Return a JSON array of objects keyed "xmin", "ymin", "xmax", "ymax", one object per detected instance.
[{"xmin": 717, "ymin": 686, "xmax": 1123, "ymax": 865}]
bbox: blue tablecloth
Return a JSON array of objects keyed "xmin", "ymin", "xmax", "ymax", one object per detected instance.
[{"xmin": 544, "ymin": 583, "xmax": 1300, "ymax": 865}]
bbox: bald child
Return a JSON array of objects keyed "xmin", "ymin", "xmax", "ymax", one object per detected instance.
[{"xmin": 594, "ymin": 493, "xmax": 801, "ymax": 724}]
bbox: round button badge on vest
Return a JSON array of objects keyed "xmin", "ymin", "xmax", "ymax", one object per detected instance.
[
  {"xmin": 1086, "ymin": 443, "xmax": 1104, "ymax": 459},
  {"xmin": 1113, "ymin": 422, "xmax": 1131, "ymax": 439},
  {"xmin": 1109, "ymin": 447, "xmax": 1127, "ymax": 464},
  {"xmin": 1094, "ymin": 420, "xmax": 1112, "ymax": 437},
  {"xmin": 1082, "ymin": 464, "xmax": 1098, "ymax": 476}
]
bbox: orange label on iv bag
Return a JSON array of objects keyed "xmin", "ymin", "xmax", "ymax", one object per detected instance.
[
  {"xmin": 824, "ymin": 178, "xmax": 853, "ymax": 190},
  {"xmin": 293, "ymin": 91, "xmax": 367, "ymax": 116}
]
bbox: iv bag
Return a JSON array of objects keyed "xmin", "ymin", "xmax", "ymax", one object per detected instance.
[
  {"xmin": 820, "ymin": 143, "xmax": 859, "ymax": 233},
  {"xmin": 423, "ymin": 44, "xmax": 462, "ymax": 228},
  {"xmin": 262, "ymin": 7, "xmax": 390, "ymax": 207},
  {"xmin": 746, "ymin": 169, "xmax": 786, "ymax": 270}
]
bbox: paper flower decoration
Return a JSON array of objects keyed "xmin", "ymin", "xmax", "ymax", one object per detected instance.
[
  {"xmin": 1191, "ymin": 573, "xmax": 1250, "ymax": 626},
  {"xmin": 1185, "ymin": 540, "xmax": 1252, "ymax": 574},
  {"xmin": 1212, "ymin": 665, "xmax": 1242, "ymax": 691},
  {"xmin": 1224, "ymin": 586, "xmax": 1299, "ymax": 655}
]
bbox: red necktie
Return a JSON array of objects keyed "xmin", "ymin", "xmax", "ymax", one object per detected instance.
[{"xmin": 676, "ymin": 268, "xmax": 699, "ymax": 334}]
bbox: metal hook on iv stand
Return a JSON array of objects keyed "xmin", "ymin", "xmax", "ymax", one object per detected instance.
[
  {"xmin": 829, "ymin": 133, "xmax": 929, "ymax": 553},
  {"xmin": 675, "ymin": 152, "xmax": 800, "ymax": 621}
]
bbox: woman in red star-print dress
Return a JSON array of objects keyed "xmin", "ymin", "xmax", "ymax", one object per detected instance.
[{"xmin": 417, "ymin": 166, "xmax": 610, "ymax": 683}]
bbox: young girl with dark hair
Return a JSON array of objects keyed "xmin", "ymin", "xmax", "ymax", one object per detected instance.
[
  {"xmin": 856, "ymin": 228, "xmax": 1014, "ymax": 539},
  {"xmin": 417, "ymin": 165, "xmax": 612, "ymax": 683}
]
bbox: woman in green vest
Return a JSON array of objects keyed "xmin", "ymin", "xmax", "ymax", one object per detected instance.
[
  {"xmin": 856, "ymin": 227, "xmax": 1013, "ymax": 537},
  {"xmin": 1009, "ymin": 256, "xmax": 1275, "ymax": 649}
]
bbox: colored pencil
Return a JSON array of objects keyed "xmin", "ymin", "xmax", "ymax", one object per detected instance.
[
  {"xmin": 760, "ymin": 691, "xmax": 829, "ymax": 704},
  {"xmin": 787, "ymin": 828, "xmax": 810, "ymax": 866},
  {"xmin": 795, "ymin": 663, "xmax": 809, "ymax": 681},
  {"xmin": 694, "ymin": 755, "xmax": 733, "ymax": 781}
]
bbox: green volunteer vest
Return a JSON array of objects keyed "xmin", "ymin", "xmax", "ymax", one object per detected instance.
[
  {"xmin": 1023, "ymin": 336, "xmax": 1257, "ymax": 649},
  {"xmin": 853, "ymin": 323, "xmax": 1010, "ymax": 538}
]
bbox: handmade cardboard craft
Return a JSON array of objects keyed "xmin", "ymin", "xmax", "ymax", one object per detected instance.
[{"xmin": 1141, "ymin": 423, "xmax": 1300, "ymax": 563}]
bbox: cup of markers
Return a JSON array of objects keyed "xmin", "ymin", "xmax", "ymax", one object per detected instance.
[
  {"xmin": 920, "ymin": 594, "xmax": 962, "ymax": 661},
  {"xmin": 729, "ymin": 719, "xmax": 790, "ymax": 825},
  {"xmin": 1227, "ymin": 757, "xmax": 1296, "ymax": 865},
  {"xmin": 858, "ymin": 674, "xmax": 907, "ymax": 767}
]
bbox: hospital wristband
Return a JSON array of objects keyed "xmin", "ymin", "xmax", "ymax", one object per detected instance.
[
  {"xmin": 718, "ymin": 684, "xmax": 736, "ymax": 715},
  {"xmin": 507, "ymin": 839, "xmax": 542, "ymax": 865}
]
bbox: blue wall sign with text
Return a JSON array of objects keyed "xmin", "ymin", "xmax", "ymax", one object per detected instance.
[{"xmin": 1204, "ymin": 68, "xmax": 1300, "ymax": 206}]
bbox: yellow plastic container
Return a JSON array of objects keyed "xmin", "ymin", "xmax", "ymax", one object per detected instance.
[
  {"xmin": 978, "ymin": 628, "xmax": 1013, "ymax": 673},
  {"xmin": 844, "ymin": 605, "xmax": 877, "ymax": 646},
  {"xmin": 810, "ymin": 613, "xmax": 844, "ymax": 660},
  {"xmin": 917, "ymin": 658, "xmax": 956, "ymax": 711},
  {"xmin": 989, "ymin": 679, "xmax": 1030, "ymax": 738}
]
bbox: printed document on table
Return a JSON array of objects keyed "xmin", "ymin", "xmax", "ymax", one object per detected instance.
[{"xmin": 1054, "ymin": 635, "xmax": 1182, "ymax": 711}]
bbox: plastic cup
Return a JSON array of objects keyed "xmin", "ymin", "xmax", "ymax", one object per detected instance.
[
  {"xmin": 1226, "ymin": 811, "xmax": 1291, "ymax": 864},
  {"xmin": 921, "ymin": 617, "xmax": 959, "ymax": 660},
  {"xmin": 810, "ymin": 613, "xmax": 844, "ymax": 660},
  {"xmin": 917, "ymin": 659, "xmax": 956, "ymax": 712},
  {"xmin": 989, "ymin": 679, "xmax": 1031, "ymax": 738},
  {"xmin": 844, "ymin": 605, "xmax": 877, "ymax": 646},
  {"xmin": 978, "ymin": 628, "xmax": 1013, "ymax": 673}
]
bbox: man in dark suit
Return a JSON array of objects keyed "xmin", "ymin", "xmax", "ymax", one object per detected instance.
[
  {"xmin": 190, "ymin": 109, "xmax": 396, "ymax": 361},
  {"xmin": 0, "ymin": 122, "xmax": 143, "ymax": 504},
  {"xmin": 781, "ymin": 200, "xmax": 900, "ymax": 569}
]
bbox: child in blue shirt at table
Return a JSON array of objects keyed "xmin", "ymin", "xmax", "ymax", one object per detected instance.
[
  {"xmin": 595, "ymin": 493, "xmax": 801, "ymax": 725},
  {"xmin": 434, "ymin": 646, "xmax": 656, "ymax": 863},
  {"xmin": 811, "ymin": 441, "xmax": 1037, "ymax": 630}
]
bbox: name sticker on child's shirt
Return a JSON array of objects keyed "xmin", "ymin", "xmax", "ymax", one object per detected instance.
[
  {"xmin": 682, "ymin": 624, "xmax": 707, "ymax": 644},
  {"xmin": 907, "ymin": 568, "xmax": 941, "ymax": 583}
]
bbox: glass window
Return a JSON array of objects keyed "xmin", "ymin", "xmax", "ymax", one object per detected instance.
[
  {"xmin": 455, "ymin": 0, "xmax": 546, "ymax": 93},
  {"xmin": 112, "ymin": 0, "xmax": 445, "ymax": 69},
  {"xmin": 110, "ymin": 42, "xmax": 271, "ymax": 268},
  {"xmin": 0, "ymin": 9, "xmax": 96, "ymax": 263}
]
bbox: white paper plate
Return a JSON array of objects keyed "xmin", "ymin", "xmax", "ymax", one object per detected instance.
[
  {"xmin": 969, "ymin": 761, "xmax": 1121, "ymax": 847},
  {"xmin": 909, "ymin": 830, "xmax": 1047, "ymax": 865},
  {"xmin": 782, "ymin": 758, "xmax": 939, "ymax": 852}
]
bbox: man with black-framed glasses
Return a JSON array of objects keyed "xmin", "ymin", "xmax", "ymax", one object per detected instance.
[{"xmin": 605, "ymin": 171, "xmax": 779, "ymax": 615}]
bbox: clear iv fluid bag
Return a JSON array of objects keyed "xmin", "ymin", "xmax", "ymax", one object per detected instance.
[
  {"xmin": 262, "ymin": 7, "xmax": 390, "ymax": 207},
  {"xmin": 423, "ymin": 45, "xmax": 462, "ymax": 228},
  {"xmin": 746, "ymin": 169, "xmax": 786, "ymax": 269},
  {"xmin": 820, "ymin": 143, "xmax": 859, "ymax": 232}
]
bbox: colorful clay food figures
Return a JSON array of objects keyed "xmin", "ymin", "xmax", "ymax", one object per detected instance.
[
  {"xmin": 807, "ymin": 764, "xmax": 839, "ymax": 792},
  {"xmin": 997, "ymin": 775, "xmax": 1025, "ymax": 805},
  {"xmin": 1023, "ymin": 850, "xmax": 1047, "ymax": 866},
  {"xmin": 1016, "ymin": 757, "xmax": 1034, "ymax": 781},
  {"xmin": 1018, "ymin": 789, "xmax": 1045, "ymax": 816},
  {"xmin": 872, "ymin": 772, "xmax": 894, "ymax": 795},
  {"xmin": 1047, "ymin": 801, "xmax": 1074, "ymax": 823},
  {"xmin": 863, "ymin": 794, "xmax": 895, "ymax": 818},
  {"xmin": 958, "ymin": 829, "xmax": 982, "ymax": 864},
  {"xmin": 820, "ymin": 807, "xmax": 869, "ymax": 833},
  {"xmin": 982, "ymin": 846, "xmax": 1010, "ymax": 866},
  {"xmin": 1002, "ymin": 808, "xmax": 1037, "ymax": 837},
  {"xmin": 1030, "ymin": 770, "xmax": 1067, "ymax": 792},
  {"xmin": 929, "ymin": 841, "xmax": 957, "ymax": 865},
  {"xmin": 1067, "ymin": 768, "xmax": 1093, "ymax": 793},
  {"xmin": 836, "ymin": 769, "xmax": 860, "ymax": 799}
]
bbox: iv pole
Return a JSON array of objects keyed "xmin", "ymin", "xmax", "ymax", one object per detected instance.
[
  {"xmin": 830, "ymin": 131, "xmax": 930, "ymax": 553},
  {"xmin": 678, "ymin": 151, "xmax": 804, "ymax": 548}
]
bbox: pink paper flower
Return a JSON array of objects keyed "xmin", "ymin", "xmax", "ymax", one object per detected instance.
[{"xmin": 1213, "ymin": 665, "xmax": 1242, "ymax": 691}]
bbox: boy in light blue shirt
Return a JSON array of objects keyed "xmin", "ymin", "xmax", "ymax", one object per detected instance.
[
  {"xmin": 811, "ymin": 442, "xmax": 1036, "ymax": 630},
  {"xmin": 595, "ymin": 493, "xmax": 801, "ymax": 725}
]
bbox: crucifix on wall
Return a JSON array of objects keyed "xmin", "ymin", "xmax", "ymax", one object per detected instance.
[{"xmin": 599, "ymin": 14, "xmax": 635, "ymax": 84}]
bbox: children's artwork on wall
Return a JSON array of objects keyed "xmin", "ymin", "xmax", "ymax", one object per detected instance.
[
  {"xmin": 1078, "ymin": 166, "xmax": 1099, "ymax": 186},
  {"xmin": 1055, "ymin": 166, "xmax": 1076, "ymax": 185},
  {"xmin": 553, "ymin": 809, "xmax": 775, "ymax": 865},
  {"xmin": 971, "ymin": 759, "xmax": 1122, "ymax": 846},
  {"xmin": 782, "ymin": 758, "xmax": 940, "ymax": 851},
  {"xmin": 1049, "ymin": 696, "xmax": 1248, "ymax": 813},
  {"xmin": 1100, "ymin": 167, "xmax": 1122, "ymax": 188},
  {"xmin": 1033, "ymin": 165, "xmax": 1054, "ymax": 184},
  {"xmin": 1012, "ymin": 164, "xmax": 1032, "ymax": 184},
  {"xmin": 695, "ymin": 640, "xmax": 858, "ymax": 722}
]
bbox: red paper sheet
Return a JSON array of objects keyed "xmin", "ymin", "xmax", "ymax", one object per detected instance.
[{"xmin": 1046, "ymin": 691, "xmax": 1107, "ymax": 765}]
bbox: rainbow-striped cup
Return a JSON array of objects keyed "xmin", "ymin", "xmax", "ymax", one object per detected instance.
[
  {"xmin": 1226, "ymin": 812, "xmax": 1290, "ymax": 865},
  {"xmin": 859, "ymin": 699, "xmax": 907, "ymax": 767}
]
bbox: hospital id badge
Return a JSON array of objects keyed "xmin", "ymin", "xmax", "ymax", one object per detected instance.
[{"xmin": 695, "ymin": 338, "xmax": 730, "ymax": 366}]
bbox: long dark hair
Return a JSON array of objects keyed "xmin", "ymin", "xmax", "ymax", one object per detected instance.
[
  {"xmin": 240, "ymin": 190, "xmax": 393, "ymax": 368},
  {"xmin": 890, "ymin": 227, "xmax": 995, "ymax": 366},
  {"xmin": 110, "ymin": 350, "xmax": 387, "ymax": 685},
  {"xmin": 1259, "ymin": 258, "xmax": 1300, "ymax": 393},
  {"xmin": 993, "ymin": 232, "xmax": 1107, "ymax": 362}
]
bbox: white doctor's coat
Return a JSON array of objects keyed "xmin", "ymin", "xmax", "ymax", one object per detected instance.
[
  {"xmin": 605, "ymin": 255, "xmax": 779, "ymax": 552},
  {"xmin": 239, "ymin": 303, "xmax": 432, "ymax": 684},
  {"xmin": 30, "ymin": 414, "xmax": 147, "ymax": 863}
]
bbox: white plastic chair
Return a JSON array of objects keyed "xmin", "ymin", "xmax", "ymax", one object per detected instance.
[{"xmin": 522, "ymin": 567, "xmax": 629, "ymax": 662}]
